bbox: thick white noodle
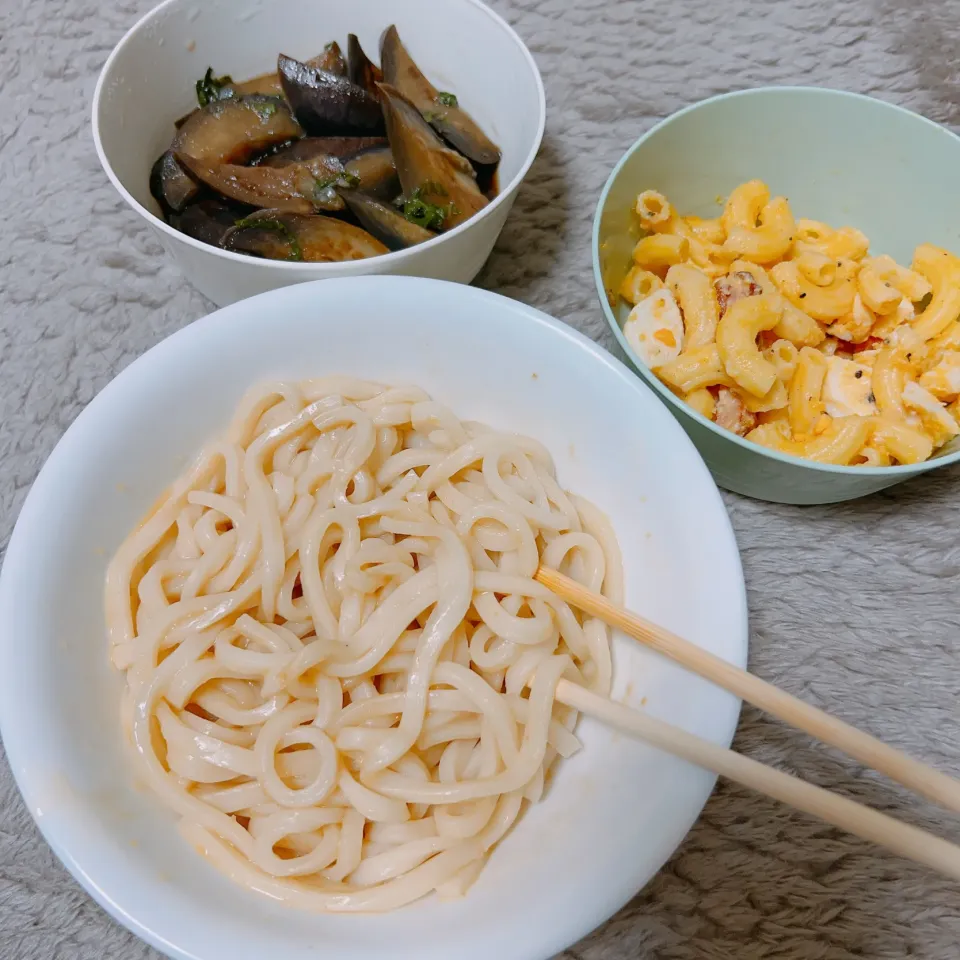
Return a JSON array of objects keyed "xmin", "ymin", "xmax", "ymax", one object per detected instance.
[{"xmin": 105, "ymin": 379, "xmax": 622, "ymax": 912}]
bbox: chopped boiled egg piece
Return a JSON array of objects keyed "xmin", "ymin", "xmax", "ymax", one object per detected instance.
[
  {"xmin": 902, "ymin": 381, "xmax": 960, "ymax": 446},
  {"xmin": 919, "ymin": 353, "xmax": 960, "ymax": 401},
  {"xmin": 887, "ymin": 323, "xmax": 925, "ymax": 356},
  {"xmin": 623, "ymin": 289, "xmax": 684, "ymax": 370},
  {"xmin": 873, "ymin": 298, "xmax": 917, "ymax": 340},
  {"xmin": 822, "ymin": 356, "xmax": 877, "ymax": 418},
  {"xmin": 829, "ymin": 293, "xmax": 874, "ymax": 343}
]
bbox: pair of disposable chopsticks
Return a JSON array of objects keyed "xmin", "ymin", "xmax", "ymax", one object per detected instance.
[{"xmin": 535, "ymin": 566, "xmax": 960, "ymax": 882}]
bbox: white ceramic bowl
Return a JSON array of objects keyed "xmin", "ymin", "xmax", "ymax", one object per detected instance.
[
  {"xmin": 92, "ymin": 0, "xmax": 545, "ymax": 306},
  {"xmin": 594, "ymin": 88, "xmax": 960, "ymax": 504},
  {"xmin": 0, "ymin": 278, "xmax": 746, "ymax": 960}
]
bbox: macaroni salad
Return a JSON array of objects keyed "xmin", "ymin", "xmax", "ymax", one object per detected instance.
[{"xmin": 621, "ymin": 180, "xmax": 960, "ymax": 466}]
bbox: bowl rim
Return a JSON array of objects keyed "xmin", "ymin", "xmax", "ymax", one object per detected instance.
[
  {"xmin": 91, "ymin": 0, "xmax": 546, "ymax": 272},
  {"xmin": 0, "ymin": 275, "xmax": 747, "ymax": 960},
  {"xmin": 592, "ymin": 85, "xmax": 960, "ymax": 477}
]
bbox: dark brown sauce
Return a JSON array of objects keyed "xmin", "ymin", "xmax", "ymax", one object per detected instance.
[{"xmin": 476, "ymin": 161, "xmax": 499, "ymax": 200}]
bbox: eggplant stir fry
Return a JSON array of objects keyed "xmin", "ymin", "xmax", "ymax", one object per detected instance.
[{"xmin": 150, "ymin": 28, "xmax": 501, "ymax": 262}]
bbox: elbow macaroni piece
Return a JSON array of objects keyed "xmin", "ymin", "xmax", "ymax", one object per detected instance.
[
  {"xmin": 795, "ymin": 250, "xmax": 839, "ymax": 287},
  {"xmin": 685, "ymin": 216, "xmax": 726, "ymax": 244},
  {"xmin": 729, "ymin": 259, "xmax": 826, "ymax": 347},
  {"xmin": 870, "ymin": 418, "xmax": 934, "ymax": 465},
  {"xmin": 870, "ymin": 347, "xmax": 908, "ymax": 421},
  {"xmin": 770, "ymin": 260, "xmax": 856, "ymax": 322},
  {"xmin": 911, "ymin": 245, "xmax": 960, "ymax": 341},
  {"xmin": 723, "ymin": 196, "xmax": 795, "ymax": 263},
  {"xmin": 658, "ymin": 344, "xmax": 734, "ymax": 393},
  {"xmin": 794, "ymin": 220, "xmax": 870, "ymax": 261},
  {"xmin": 633, "ymin": 234, "xmax": 690, "ymax": 272},
  {"xmin": 685, "ymin": 387, "xmax": 717, "ymax": 419},
  {"xmin": 716, "ymin": 295, "xmax": 783, "ymax": 397},
  {"xmin": 746, "ymin": 416, "xmax": 873, "ymax": 464},
  {"xmin": 742, "ymin": 378, "xmax": 789, "ymax": 414},
  {"xmin": 858, "ymin": 258, "xmax": 903, "ymax": 314},
  {"xmin": 666, "ymin": 263, "xmax": 719, "ymax": 351},
  {"xmin": 722, "ymin": 180, "xmax": 768, "ymax": 232},
  {"xmin": 763, "ymin": 339, "xmax": 800, "ymax": 382},
  {"xmin": 635, "ymin": 190, "xmax": 673, "ymax": 227},
  {"xmin": 620, "ymin": 266, "xmax": 664, "ymax": 305},
  {"xmin": 788, "ymin": 347, "xmax": 828, "ymax": 435},
  {"xmin": 619, "ymin": 180, "xmax": 960, "ymax": 465}
]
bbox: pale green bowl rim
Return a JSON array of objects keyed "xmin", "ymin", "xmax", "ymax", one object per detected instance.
[{"xmin": 591, "ymin": 85, "xmax": 960, "ymax": 478}]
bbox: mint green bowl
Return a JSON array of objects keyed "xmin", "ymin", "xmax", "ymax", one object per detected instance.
[{"xmin": 593, "ymin": 87, "xmax": 960, "ymax": 505}]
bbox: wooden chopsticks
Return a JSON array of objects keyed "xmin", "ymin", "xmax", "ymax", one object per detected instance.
[
  {"xmin": 536, "ymin": 565, "xmax": 960, "ymax": 880},
  {"xmin": 536, "ymin": 566, "xmax": 960, "ymax": 813},
  {"xmin": 555, "ymin": 680, "xmax": 960, "ymax": 881}
]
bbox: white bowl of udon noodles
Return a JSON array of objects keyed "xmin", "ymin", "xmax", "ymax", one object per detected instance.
[{"xmin": 0, "ymin": 277, "xmax": 746, "ymax": 960}]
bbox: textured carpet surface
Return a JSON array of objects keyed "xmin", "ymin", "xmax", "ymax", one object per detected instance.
[{"xmin": 2, "ymin": 0, "xmax": 960, "ymax": 958}]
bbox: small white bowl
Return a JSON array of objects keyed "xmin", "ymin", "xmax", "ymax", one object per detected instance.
[
  {"xmin": 92, "ymin": 0, "xmax": 545, "ymax": 306},
  {"xmin": 0, "ymin": 278, "xmax": 746, "ymax": 960}
]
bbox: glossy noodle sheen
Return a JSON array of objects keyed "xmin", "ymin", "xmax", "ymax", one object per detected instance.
[{"xmin": 105, "ymin": 379, "xmax": 623, "ymax": 912}]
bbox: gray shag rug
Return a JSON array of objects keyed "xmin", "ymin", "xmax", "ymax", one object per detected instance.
[{"xmin": 1, "ymin": 0, "xmax": 960, "ymax": 957}]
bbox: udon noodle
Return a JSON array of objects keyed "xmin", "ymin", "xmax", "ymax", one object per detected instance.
[{"xmin": 106, "ymin": 378, "xmax": 622, "ymax": 911}]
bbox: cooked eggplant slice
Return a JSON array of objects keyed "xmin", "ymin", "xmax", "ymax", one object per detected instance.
[
  {"xmin": 174, "ymin": 200, "xmax": 249, "ymax": 246},
  {"xmin": 260, "ymin": 142, "xmax": 343, "ymax": 177},
  {"xmin": 343, "ymin": 146, "xmax": 398, "ymax": 200},
  {"xmin": 347, "ymin": 34, "xmax": 383, "ymax": 96},
  {"xmin": 306, "ymin": 42, "xmax": 347, "ymax": 76},
  {"xmin": 278, "ymin": 54, "xmax": 385, "ymax": 136},
  {"xmin": 174, "ymin": 74, "xmax": 289, "ymax": 129},
  {"xmin": 475, "ymin": 160, "xmax": 500, "ymax": 199},
  {"xmin": 175, "ymin": 154, "xmax": 345, "ymax": 213},
  {"xmin": 221, "ymin": 209, "xmax": 389, "ymax": 261},
  {"xmin": 258, "ymin": 150, "xmax": 358, "ymax": 209},
  {"xmin": 261, "ymin": 146, "xmax": 344, "ymax": 179},
  {"xmin": 377, "ymin": 83, "xmax": 487, "ymax": 230},
  {"xmin": 380, "ymin": 25, "xmax": 500, "ymax": 166},
  {"xmin": 173, "ymin": 96, "xmax": 303, "ymax": 166},
  {"xmin": 340, "ymin": 191, "xmax": 434, "ymax": 250},
  {"xmin": 260, "ymin": 136, "xmax": 387, "ymax": 164},
  {"xmin": 150, "ymin": 150, "xmax": 199, "ymax": 214},
  {"xmin": 229, "ymin": 72, "xmax": 285, "ymax": 98}
]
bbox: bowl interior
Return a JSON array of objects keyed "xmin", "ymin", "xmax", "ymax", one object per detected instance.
[
  {"xmin": 596, "ymin": 87, "xmax": 960, "ymax": 465},
  {"xmin": 95, "ymin": 0, "xmax": 542, "ymax": 221},
  {"xmin": 0, "ymin": 278, "xmax": 745, "ymax": 960}
]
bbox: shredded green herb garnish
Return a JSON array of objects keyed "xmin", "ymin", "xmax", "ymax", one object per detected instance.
[
  {"xmin": 313, "ymin": 171, "xmax": 361, "ymax": 200},
  {"xmin": 247, "ymin": 99, "xmax": 279, "ymax": 120},
  {"xmin": 396, "ymin": 185, "xmax": 456, "ymax": 230},
  {"xmin": 435, "ymin": 91, "xmax": 459, "ymax": 107},
  {"xmin": 234, "ymin": 217, "xmax": 303, "ymax": 261},
  {"xmin": 400, "ymin": 197, "xmax": 443, "ymax": 229},
  {"xmin": 196, "ymin": 67, "xmax": 234, "ymax": 107}
]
